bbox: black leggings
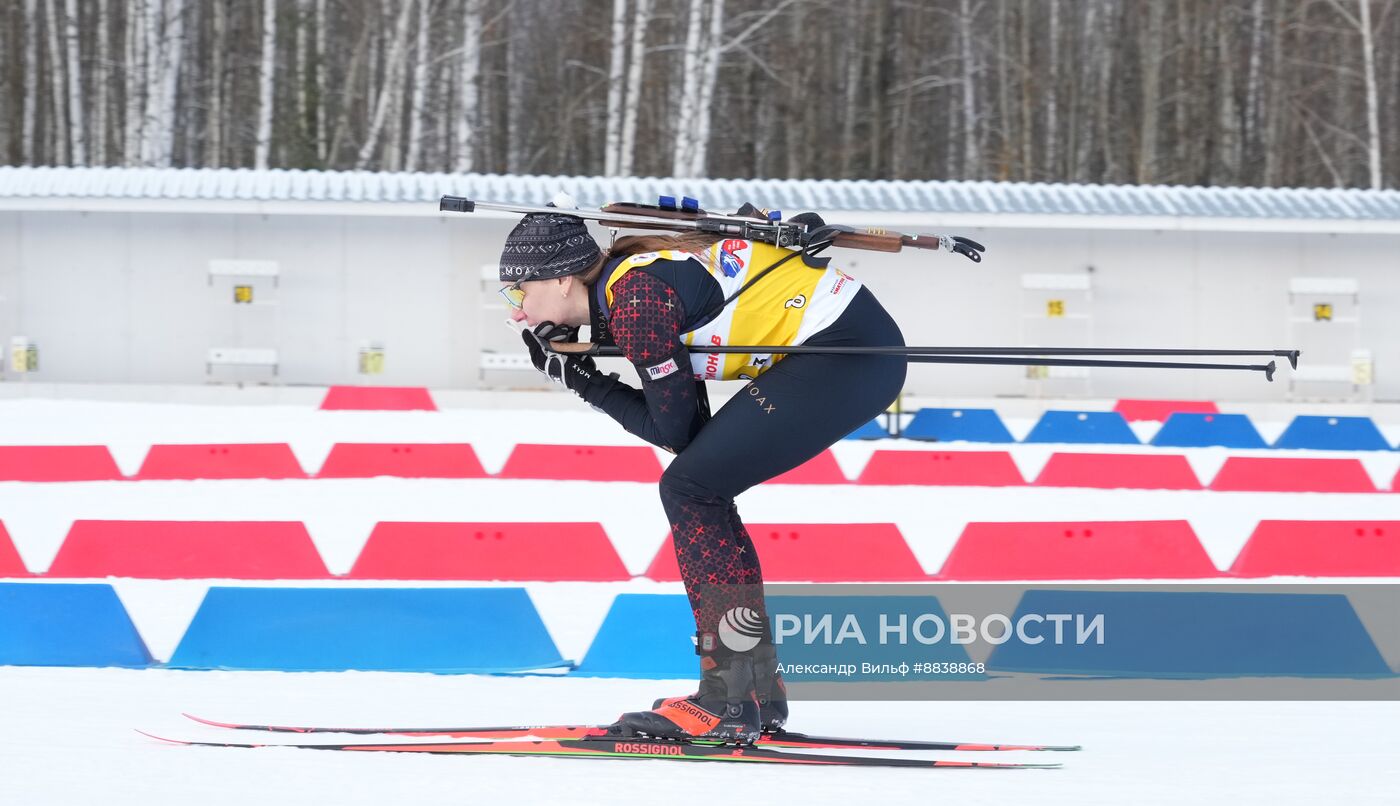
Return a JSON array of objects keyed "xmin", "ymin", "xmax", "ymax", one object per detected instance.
[{"xmin": 659, "ymin": 286, "xmax": 906, "ymax": 648}]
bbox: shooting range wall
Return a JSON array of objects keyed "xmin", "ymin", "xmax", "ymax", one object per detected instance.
[{"xmin": 2, "ymin": 167, "xmax": 1398, "ymax": 401}]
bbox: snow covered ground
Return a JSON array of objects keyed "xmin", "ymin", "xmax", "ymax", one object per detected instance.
[
  {"xmin": 2, "ymin": 388, "xmax": 1398, "ymax": 804},
  {"xmin": 2, "ymin": 667, "xmax": 1397, "ymax": 805}
]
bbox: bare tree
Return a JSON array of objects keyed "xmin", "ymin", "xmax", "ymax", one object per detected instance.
[
  {"xmin": 44, "ymin": 0, "xmax": 67, "ymax": 164},
  {"xmin": 604, "ymin": 0, "xmax": 627, "ymax": 176},
  {"xmin": 1016, "ymin": 0, "xmax": 1032, "ymax": 176},
  {"xmin": 93, "ymin": 0, "xmax": 110, "ymax": 164},
  {"xmin": 357, "ymin": 0, "xmax": 413, "ymax": 170},
  {"xmin": 957, "ymin": 0, "xmax": 981, "ymax": 177},
  {"xmin": 503, "ymin": 3, "xmax": 525, "ymax": 173},
  {"xmin": 123, "ymin": 0, "xmax": 144, "ymax": 165},
  {"xmin": 207, "ymin": 0, "xmax": 224, "ymax": 167},
  {"xmin": 838, "ymin": 2, "xmax": 864, "ymax": 178},
  {"xmin": 1137, "ymin": 0, "xmax": 1164, "ymax": 183},
  {"xmin": 62, "ymin": 0, "xmax": 84, "ymax": 164},
  {"xmin": 1045, "ymin": 0, "xmax": 1059, "ymax": 177},
  {"xmin": 1215, "ymin": 5, "xmax": 1241, "ymax": 182},
  {"xmin": 255, "ymin": 0, "xmax": 278, "ymax": 169},
  {"xmin": 314, "ymin": 0, "xmax": 328, "ymax": 162},
  {"xmin": 1325, "ymin": 0, "xmax": 1386, "ymax": 187},
  {"xmin": 142, "ymin": 0, "xmax": 185, "ymax": 167},
  {"xmin": 1261, "ymin": 0, "xmax": 1287, "ymax": 186},
  {"xmin": 670, "ymin": 0, "xmax": 705, "ymax": 176},
  {"xmin": 294, "ymin": 0, "xmax": 312, "ymax": 160},
  {"xmin": 22, "ymin": 0, "xmax": 39, "ymax": 165},
  {"xmin": 328, "ymin": 15, "xmax": 370, "ymax": 167},
  {"xmin": 404, "ymin": 0, "xmax": 431, "ymax": 172},
  {"xmin": 453, "ymin": 0, "xmax": 483, "ymax": 173},
  {"xmin": 687, "ymin": 0, "xmax": 725, "ymax": 177},
  {"xmin": 618, "ymin": 0, "xmax": 651, "ymax": 177},
  {"xmin": 1244, "ymin": 0, "xmax": 1267, "ymax": 158}
]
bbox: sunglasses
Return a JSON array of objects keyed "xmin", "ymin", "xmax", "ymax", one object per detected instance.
[
  {"xmin": 499, "ymin": 280, "xmax": 530, "ymax": 310},
  {"xmin": 499, "ymin": 241, "xmax": 567, "ymax": 310}
]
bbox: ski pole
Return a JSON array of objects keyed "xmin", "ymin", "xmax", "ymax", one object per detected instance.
[
  {"xmin": 904, "ymin": 355, "xmax": 1279, "ymax": 380},
  {"xmin": 556, "ymin": 343, "xmax": 1299, "ymax": 368},
  {"xmin": 547, "ymin": 343, "xmax": 1284, "ymax": 380}
]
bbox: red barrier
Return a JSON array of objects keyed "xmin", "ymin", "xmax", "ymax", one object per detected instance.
[
  {"xmin": 1032, "ymin": 452, "xmax": 1203, "ymax": 490},
  {"xmin": 348, "ymin": 522, "xmax": 630, "ymax": 581},
  {"xmin": 1208, "ymin": 457, "xmax": 1377, "ymax": 493},
  {"xmin": 46, "ymin": 520, "xmax": 330, "ymax": 579},
  {"xmin": 0, "ymin": 445, "xmax": 124, "ymax": 482},
  {"xmin": 763, "ymin": 451, "xmax": 847, "ymax": 484},
  {"xmin": 134, "ymin": 444, "xmax": 307, "ymax": 480},
  {"xmin": 937, "ymin": 520, "xmax": 1220, "ymax": 580},
  {"xmin": 855, "ymin": 450, "xmax": 1025, "ymax": 486},
  {"xmin": 319, "ymin": 386, "xmax": 437, "ymax": 411},
  {"xmin": 1113, "ymin": 399, "xmax": 1220, "ymax": 422},
  {"xmin": 1230, "ymin": 521, "xmax": 1400, "ymax": 577},
  {"xmin": 645, "ymin": 523, "xmax": 925, "ymax": 581},
  {"xmin": 0, "ymin": 522, "xmax": 28, "ymax": 576},
  {"xmin": 498, "ymin": 444, "xmax": 663, "ymax": 483},
  {"xmin": 317, "ymin": 443, "xmax": 487, "ymax": 478}
]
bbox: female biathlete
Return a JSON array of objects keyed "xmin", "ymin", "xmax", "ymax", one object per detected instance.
[{"xmin": 497, "ymin": 210, "xmax": 905, "ymax": 745}]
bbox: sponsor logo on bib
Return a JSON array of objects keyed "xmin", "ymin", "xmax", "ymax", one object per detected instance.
[
  {"xmin": 646, "ymin": 358, "xmax": 680, "ymax": 379},
  {"xmin": 718, "ymin": 239, "xmax": 747, "ymax": 277},
  {"xmin": 831, "ymin": 269, "xmax": 854, "ymax": 296}
]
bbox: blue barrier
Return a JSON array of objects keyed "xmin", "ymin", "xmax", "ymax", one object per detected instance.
[
  {"xmin": 904, "ymin": 408, "xmax": 1015, "ymax": 443},
  {"xmin": 575, "ymin": 593, "xmax": 983, "ymax": 681},
  {"xmin": 574, "ymin": 594, "xmax": 697, "ymax": 678},
  {"xmin": 0, "ymin": 583, "xmax": 151, "ymax": 667},
  {"xmin": 986, "ymin": 590, "xmax": 1390, "ymax": 678},
  {"xmin": 1023, "ymin": 411, "xmax": 1139, "ymax": 445},
  {"xmin": 843, "ymin": 418, "xmax": 889, "ymax": 440},
  {"xmin": 169, "ymin": 587, "xmax": 567, "ymax": 673},
  {"xmin": 1273, "ymin": 416, "xmax": 1392, "ymax": 451},
  {"xmin": 1151, "ymin": 413, "xmax": 1268, "ymax": 449}
]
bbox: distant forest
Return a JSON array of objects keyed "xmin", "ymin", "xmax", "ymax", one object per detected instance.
[{"xmin": 1, "ymin": 0, "xmax": 1395, "ymax": 189}]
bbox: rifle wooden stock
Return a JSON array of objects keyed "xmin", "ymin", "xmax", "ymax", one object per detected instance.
[
  {"xmin": 900, "ymin": 234, "xmax": 945, "ymax": 250},
  {"xmin": 829, "ymin": 230, "xmax": 905, "ymax": 253}
]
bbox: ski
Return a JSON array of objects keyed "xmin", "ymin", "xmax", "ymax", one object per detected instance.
[
  {"xmin": 181, "ymin": 713, "xmax": 1080, "ymax": 752},
  {"xmin": 138, "ymin": 731, "xmax": 1061, "ymax": 769}
]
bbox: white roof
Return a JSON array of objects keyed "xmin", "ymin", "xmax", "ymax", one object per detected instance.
[{"xmin": 2, "ymin": 165, "xmax": 1398, "ymax": 224}]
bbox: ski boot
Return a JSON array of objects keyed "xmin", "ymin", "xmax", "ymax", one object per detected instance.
[
  {"xmin": 614, "ymin": 638, "xmax": 762, "ymax": 745},
  {"xmin": 751, "ymin": 640, "xmax": 788, "ymax": 732},
  {"xmin": 651, "ymin": 640, "xmax": 788, "ymax": 733}
]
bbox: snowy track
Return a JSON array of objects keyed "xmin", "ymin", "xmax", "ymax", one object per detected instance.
[{"xmin": 3, "ymin": 667, "xmax": 1397, "ymax": 805}]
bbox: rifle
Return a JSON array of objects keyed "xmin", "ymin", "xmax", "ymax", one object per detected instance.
[{"xmin": 439, "ymin": 194, "xmax": 987, "ymax": 265}]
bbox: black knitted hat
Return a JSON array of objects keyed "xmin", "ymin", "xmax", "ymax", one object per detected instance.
[{"xmin": 497, "ymin": 213, "xmax": 602, "ymax": 282}]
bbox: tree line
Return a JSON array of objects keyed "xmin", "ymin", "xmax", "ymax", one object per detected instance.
[{"xmin": 0, "ymin": 0, "xmax": 1394, "ymax": 189}]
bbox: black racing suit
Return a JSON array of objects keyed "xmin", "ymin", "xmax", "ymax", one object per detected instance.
[{"xmin": 575, "ymin": 252, "xmax": 906, "ymax": 648}]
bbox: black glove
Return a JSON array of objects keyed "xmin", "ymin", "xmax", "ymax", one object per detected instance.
[{"xmin": 522, "ymin": 322, "xmax": 613, "ymax": 400}]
